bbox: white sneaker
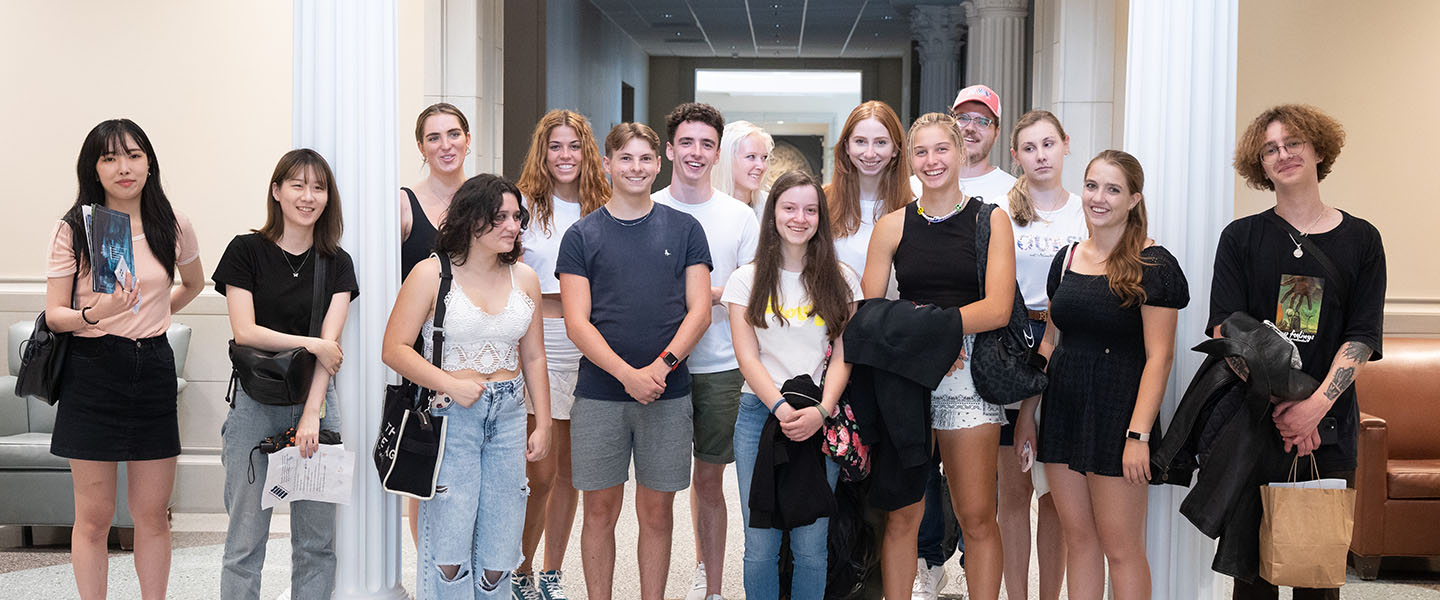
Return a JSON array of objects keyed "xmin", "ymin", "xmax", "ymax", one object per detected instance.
[
  {"xmin": 686, "ymin": 562, "xmax": 708, "ymax": 600},
  {"xmin": 911, "ymin": 557, "xmax": 948, "ymax": 600}
]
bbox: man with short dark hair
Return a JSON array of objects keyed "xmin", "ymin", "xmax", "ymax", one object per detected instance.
[{"xmin": 558, "ymin": 122, "xmax": 714, "ymax": 600}]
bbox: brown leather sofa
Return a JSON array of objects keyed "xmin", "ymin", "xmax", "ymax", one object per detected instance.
[{"xmin": 1351, "ymin": 337, "xmax": 1440, "ymax": 579}]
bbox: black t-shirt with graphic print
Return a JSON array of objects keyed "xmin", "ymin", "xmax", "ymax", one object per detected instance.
[{"xmin": 1207, "ymin": 208, "xmax": 1386, "ymax": 470}]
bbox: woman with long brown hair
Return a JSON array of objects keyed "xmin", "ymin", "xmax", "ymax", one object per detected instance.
[
  {"xmin": 1016, "ymin": 150, "xmax": 1188, "ymax": 600},
  {"xmin": 826, "ymin": 101, "xmax": 912, "ymax": 283},
  {"xmin": 514, "ymin": 108, "xmax": 609, "ymax": 599},
  {"xmin": 724, "ymin": 170, "xmax": 861, "ymax": 599}
]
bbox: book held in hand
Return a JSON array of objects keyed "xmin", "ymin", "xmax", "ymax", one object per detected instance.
[{"xmin": 81, "ymin": 205, "xmax": 142, "ymax": 313}]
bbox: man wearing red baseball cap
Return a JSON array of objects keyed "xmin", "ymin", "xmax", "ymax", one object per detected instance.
[{"xmin": 909, "ymin": 84, "xmax": 1018, "ymax": 208}]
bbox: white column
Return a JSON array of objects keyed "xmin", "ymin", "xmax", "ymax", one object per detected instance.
[
  {"xmin": 294, "ymin": 1, "xmax": 407, "ymax": 598},
  {"xmin": 909, "ymin": 4, "xmax": 965, "ymax": 115},
  {"xmin": 423, "ymin": 0, "xmax": 503, "ymax": 175},
  {"xmin": 961, "ymin": 0, "xmax": 1027, "ymax": 170},
  {"xmin": 1034, "ymin": 0, "xmax": 1118, "ymax": 194},
  {"xmin": 1123, "ymin": 1, "xmax": 1238, "ymax": 599}
]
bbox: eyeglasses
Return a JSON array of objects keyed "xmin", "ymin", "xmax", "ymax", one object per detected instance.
[
  {"xmin": 1260, "ymin": 139, "xmax": 1307, "ymax": 164},
  {"xmin": 953, "ymin": 113, "xmax": 996, "ymax": 128}
]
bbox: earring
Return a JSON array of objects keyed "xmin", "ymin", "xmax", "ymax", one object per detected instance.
[
  {"xmin": 465, "ymin": 148, "xmax": 471, "ymax": 156},
  {"xmin": 422, "ymin": 156, "xmax": 428, "ymax": 165}
]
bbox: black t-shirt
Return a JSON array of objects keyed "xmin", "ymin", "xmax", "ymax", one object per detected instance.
[
  {"xmin": 555, "ymin": 204, "xmax": 712, "ymax": 401},
  {"xmin": 1207, "ymin": 209, "xmax": 1386, "ymax": 470},
  {"xmin": 212, "ymin": 233, "xmax": 361, "ymax": 336}
]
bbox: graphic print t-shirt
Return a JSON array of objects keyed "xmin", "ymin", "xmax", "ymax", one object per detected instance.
[
  {"xmin": 722, "ymin": 264, "xmax": 863, "ymax": 395},
  {"xmin": 1207, "ymin": 209, "xmax": 1386, "ymax": 469}
]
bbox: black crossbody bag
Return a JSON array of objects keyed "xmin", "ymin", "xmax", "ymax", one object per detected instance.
[
  {"xmin": 971, "ymin": 202, "xmax": 1049, "ymax": 405},
  {"xmin": 373, "ymin": 253, "xmax": 453, "ymax": 500},
  {"xmin": 15, "ymin": 273, "xmax": 78, "ymax": 406},
  {"xmin": 226, "ymin": 255, "xmax": 328, "ymax": 406}
]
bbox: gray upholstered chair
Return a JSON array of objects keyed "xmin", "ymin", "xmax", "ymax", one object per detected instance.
[{"xmin": 0, "ymin": 320, "xmax": 190, "ymax": 545}]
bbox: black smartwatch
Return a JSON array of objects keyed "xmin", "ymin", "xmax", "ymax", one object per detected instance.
[{"xmin": 660, "ymin": 351, "xmax": 680, "ymax": 371}]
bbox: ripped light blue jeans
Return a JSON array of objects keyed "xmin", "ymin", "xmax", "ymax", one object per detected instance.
[{"xmin": 418, "ymin": 376, "xmax": 529, "ymax": 599}]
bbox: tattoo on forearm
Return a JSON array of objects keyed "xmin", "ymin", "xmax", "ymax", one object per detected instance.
[
  {"xmin": 1341, "ymin": 342, "xmax": 1373, "ymax": 364},
  {"xmin": 1325, "ymin": 366, "xmax": 1356, "ymax": 402}
]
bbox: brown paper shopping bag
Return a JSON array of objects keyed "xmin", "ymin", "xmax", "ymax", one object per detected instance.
[{"xmin": 1258, "ymin": 456, "xmax": 1357, "ymax": 588}]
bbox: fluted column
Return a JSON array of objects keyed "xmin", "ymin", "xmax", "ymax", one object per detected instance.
[
  {"xmin": 1123, "ymin": 1, "xmax": 1238, "ymax": 599},
  {"xmin": 910, "ymin": 5, "xmax": 966, "ymax": 115},
  {"xmin": 961, "ymin": 0, "xmax": 1026, "ymax": 170},
  {"xmin": 294, "ymin": 1, "xmax": 407, "ymax": 598}
]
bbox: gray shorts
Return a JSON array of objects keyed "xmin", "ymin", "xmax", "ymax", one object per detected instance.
[{"xmin": 570, "ymin": 395, "xmax": 693, "ymax": 492}]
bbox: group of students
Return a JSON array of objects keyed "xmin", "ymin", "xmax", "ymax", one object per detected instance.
[{"xmin": 41, "ymin": 78, "xmax": 1383, "ymax": 600}]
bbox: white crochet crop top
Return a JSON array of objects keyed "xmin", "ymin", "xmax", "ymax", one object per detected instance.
[{"xmin": 421, "ymin": 267, "xmax": 535, "ymax": 374}]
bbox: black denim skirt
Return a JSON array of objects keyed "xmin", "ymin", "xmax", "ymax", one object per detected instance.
[{"xmin": 50, "ymin": 334, "xmax": 180, "ymax": 461}]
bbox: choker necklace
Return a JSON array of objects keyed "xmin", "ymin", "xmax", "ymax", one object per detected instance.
[
  {"xmin": 282, "ymin": 247, "xmax": 312, "ymax": 277},
  {"xmin": 603, "ymin": 205, "xmax": 653, "ymax": 227},
  {"xmin": 916, "ymin": 196, "xmax": 969, "ymax": 224},
  {"xmin": 1284, "ymin": 207, "xmax": 1327, "ymax": 259}
]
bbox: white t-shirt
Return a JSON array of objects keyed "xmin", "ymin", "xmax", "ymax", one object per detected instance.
[
  {"xmin": 909, "ymin": 167, "xmax": 1018, "ymax": 207},
  {"xmin": 1011, "ymin": 192, "xmax": 1089, "ymax": 310},
  {"xmin": 520, "ymin": 196, "xmax": 584, "ymax": 295},
  {"xmin": 722, "ymin": 264, "xmax": 864, "ymax": 395},
  {"xmin": 832, "ymin": 190, "xmax": 883, "ymax": 279},
  {"xmin": 654, "ymin": 186, "xmax": 761, "ymax": 373}
]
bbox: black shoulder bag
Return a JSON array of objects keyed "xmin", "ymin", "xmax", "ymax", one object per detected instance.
[
  {"xmin": 373, "ymin": 252, "xmax": 453, "ymax": 500},
  {"xmin": 971, "ymin": 202, "xmax": 1049, "ymax": 405},
  {"xmin": 226, "ymin": 254, "xmax": 328, "ymax": 406},
  {"xmin": 15, "ymin": 273, "xmax": 78, "ymax": 406}
]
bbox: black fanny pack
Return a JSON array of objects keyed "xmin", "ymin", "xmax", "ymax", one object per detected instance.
[{"xmin": 226, "ymin": 254, "xmax": 328, "ymax": 406}]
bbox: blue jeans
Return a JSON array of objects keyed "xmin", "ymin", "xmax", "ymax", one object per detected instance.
[
  {"xmin": 220, "ymin": 383, "xmax": 340, "ymax": 600},
  {"xmin": 419, "ymin": 377, "xmax": 529, "ymax": 599},
  {"xmin": 734, "ymin": 393, "xmax": 839, "ymax": 600}
]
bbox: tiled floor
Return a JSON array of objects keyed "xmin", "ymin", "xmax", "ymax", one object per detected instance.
[{"xmin": 2, "ymin": 466, "xmax": 1439, "ymax": 599}]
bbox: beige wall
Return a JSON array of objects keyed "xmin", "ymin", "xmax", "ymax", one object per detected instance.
[{"xmin": 1236, "ymin": 0, "xmax": 1440, "ymax": 334}]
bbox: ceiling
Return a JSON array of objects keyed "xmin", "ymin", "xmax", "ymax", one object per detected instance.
[{"xmin": 587, "ymin": 0, "xmax": 925, "ymax": 59}]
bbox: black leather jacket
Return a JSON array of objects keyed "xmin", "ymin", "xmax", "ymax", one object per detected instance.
[{"xmin": 1151, "ymin": 313, "xmax": 1320, "ymax": 581}]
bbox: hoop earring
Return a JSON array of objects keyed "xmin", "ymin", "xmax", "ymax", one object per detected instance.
[
  {"xmin": 422, "ymin": 156, "xmax": 428, "ymax": 165},
  {"xmin": 465, "ymin": 148, "xmax": 471, "ymax": 156}
]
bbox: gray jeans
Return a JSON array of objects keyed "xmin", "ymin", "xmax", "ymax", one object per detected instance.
[{"xmin": 220, "ymin": 383, "xmax": 340, "ymax": 600}]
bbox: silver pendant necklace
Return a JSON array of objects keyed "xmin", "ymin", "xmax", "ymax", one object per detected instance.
[
  {"xmin": 282, "ymin": 247, "xmax": 312, "ymax": 277},
  {"xmin": 1285, "ymin": 207, "xmax": 1327, "ymax": 259}
]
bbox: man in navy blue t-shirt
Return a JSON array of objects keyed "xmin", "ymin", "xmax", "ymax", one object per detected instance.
[{"xmin": 556, "ymin": 122, "xmax": 712, "ymax": 600}]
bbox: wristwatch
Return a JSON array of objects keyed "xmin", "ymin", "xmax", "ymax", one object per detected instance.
[
  {"xmin": 660, "ymin": 351, "xmax": 680, "ymax": 371},
  {"xmin": 1126, "ymin": 429, "xmax": 1151, "ymax": 442}
]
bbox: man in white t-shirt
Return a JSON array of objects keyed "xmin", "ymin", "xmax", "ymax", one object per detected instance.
[
  {"xmin": 909, "ymin": 84, "xmax": 1018, "ymax": 207},
  {"xmin": 652, "ymin": 102, "xmax": 760, "ymax": 600}
]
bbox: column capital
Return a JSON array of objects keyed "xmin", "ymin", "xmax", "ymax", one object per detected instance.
[
  {"xmin": 909, "ymin": 4, "xmax": 966, "ymax": 65},
  {"xmin": 961, "ymin": 0, "xmax": 1028, "ymax": 20}
]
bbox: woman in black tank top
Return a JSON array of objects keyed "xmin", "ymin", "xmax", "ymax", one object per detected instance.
[
  {"xmin": 402, "ymin": 103, "xmax": 471, "ymax": 281},
  {"xmin": 860, "ymin": 113, "xmax": 1018, "ymax": 600},
  {"xmin": 400, "ymin": 103, "xmax": 472, "ymax": 544}
]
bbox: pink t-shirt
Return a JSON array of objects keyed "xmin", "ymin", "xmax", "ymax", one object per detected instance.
[{"xmin": 46, "ymin": 211, "xmax": 200, "ymax": 339}]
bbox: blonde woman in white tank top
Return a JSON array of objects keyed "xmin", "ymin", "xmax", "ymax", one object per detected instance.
[{"xmin": 383, "ymin": 174, "xmax": 551, "ymax": 598}]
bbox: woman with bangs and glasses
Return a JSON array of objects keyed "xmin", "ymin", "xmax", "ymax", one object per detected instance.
[
  {"xmin": 711, "ymin": 120, "xmax": 774, "ymax": 221},
  {"xmin": 383, "ymin": 174, "xmax": 551, "ymax": 598},
  {"xmin": 1215, "ymin": 105, "xmax": 1384, "ymax": 600},
  {"xmin": 1020, "ymin": 150, "xmax": 1188, "ymax": 600},
  {"xmin": 400, "ymin": 102, "xmax": 472, "ymax": 544},
  {"xmin": 212, "ymin": 149, "xmax": 358, "ymax": 599},
  {"xmin": 513, "ymin": 108, "xmax": 610, "ymax": 599},
  {"xmin": 863, "ymin": 112, "xmax": 1015, "ymax": 600},
  {"xmin": 45, "ymin": 119, "xmax": 205, "ymax": 600},
  {"xmin": 724, "ymin": 170, "xmax": 862, "ymax": 599},
  {"xmin": 826, "ymin": 101, "xmax": 912, "ymax": 290}
]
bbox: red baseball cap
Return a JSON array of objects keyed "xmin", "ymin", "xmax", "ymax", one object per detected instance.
[{"xmin": 951, "ymin": 84, "xmax": 1001, "ymax": 119}]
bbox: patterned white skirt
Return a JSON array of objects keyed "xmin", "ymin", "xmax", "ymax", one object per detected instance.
[{"xmin": 931, "ymin": 334, "xmax": 1008, "ymax": 431}]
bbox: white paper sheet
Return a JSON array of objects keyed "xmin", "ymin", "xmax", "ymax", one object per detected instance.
[{"xmin": 260, "ymin": 445, "xmax": 355, "ymax": 509}]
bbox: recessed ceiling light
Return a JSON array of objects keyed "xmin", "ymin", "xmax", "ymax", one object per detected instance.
[
  {"xmin": 883, "ymin": 15, "xmax": 893, "ymax": 21},
  {"xmin": 663, "ymin": 12, "xmax": 672, "ymax": 18},
  {"xmin": 777, "ymin": 120, "xmax": 786, "ymax": 124}
]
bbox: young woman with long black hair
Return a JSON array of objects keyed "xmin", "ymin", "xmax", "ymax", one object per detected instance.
[
  {"xmin": 213, "ymin": 149, "xmax": 358, "ymax": 598},
  {"xmin": 724, "ymin": 170, "xmax": 862, "ymax": 599},
  {"xmin": 45, "ymin": 119, "xmax": 205, "ymax": 600}
]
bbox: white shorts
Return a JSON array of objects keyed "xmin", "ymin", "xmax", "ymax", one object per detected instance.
[
  {"xmin": 526, "ymin": 317, "xmax": 581, "ymax": 420},
  {"xmin": 931, "ymin": 335, "xmax": 1008, "ymax": 431}
]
